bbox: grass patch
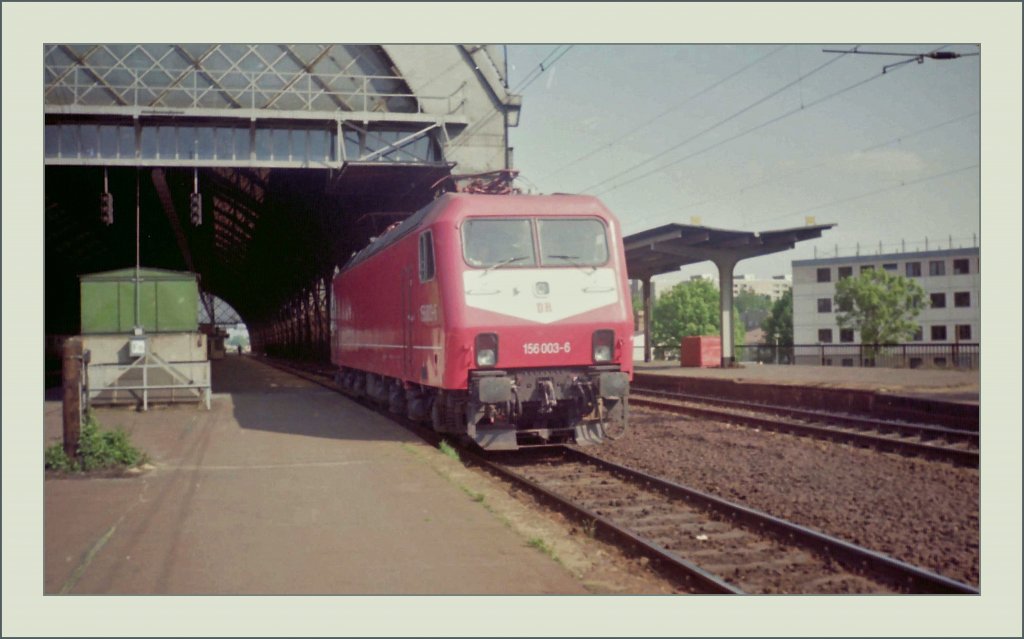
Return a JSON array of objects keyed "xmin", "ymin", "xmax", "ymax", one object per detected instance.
[
  {"xmin": 438, "ymin": 439, "xmax": 460, "ymax": 461},
  {"xmin": 527, "ymin": 537, "xmax": 556, "ymax": 559},
  {"xmin": 45, "ymin": 412, "xmax": 147, "ymax": 473}
]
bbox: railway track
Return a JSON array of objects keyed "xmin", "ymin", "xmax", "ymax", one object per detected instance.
[
  {"xmin": 256, "ymin": 357, "xmax": 977, "ymax": 595},
  {"xmin": 479, "ymin": 447, "xmax": 977, "ymax": 594},
  {"xmin": 630, "ymin": 388, "xmax": 979, "ymax": 468}
]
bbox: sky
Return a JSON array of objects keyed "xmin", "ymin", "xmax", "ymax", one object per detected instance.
[{"xmin": 504, "ymin": 44, "xmax": 981, "ymax": 286}]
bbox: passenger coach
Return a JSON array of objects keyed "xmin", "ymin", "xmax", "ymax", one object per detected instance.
[{"xmin": 331, "ymin": 193, "xmax": 633, "ymax": 450}]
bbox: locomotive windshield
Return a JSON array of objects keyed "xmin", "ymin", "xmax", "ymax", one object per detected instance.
[
  {"xmin": 538, "ymin": 218, "xmax": 609, "ymax": 267},
  {"xmin": 463, "ymin": 219, "xmax": 536, "ymax": 267},
  {"xmin": 462, "ymin": 217, "xmax": 609, "ymax": 268}
]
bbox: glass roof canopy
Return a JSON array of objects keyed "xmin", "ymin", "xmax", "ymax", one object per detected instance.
[{"xmin": 44, "ymin": 44, "xmax": 465, "ymax": 169}]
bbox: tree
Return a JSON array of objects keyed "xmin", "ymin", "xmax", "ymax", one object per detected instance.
[
  {"xmin": 761, "ymin": 288, "xmax": 793, "ymax": 347},
  {"xmin": 833, "ymin": 269, "xmax": 926, "ymax": 345},
  {"xmin": 734, "ymin": 289, "xmax": 774, "ymax": 330},
  {"xmin": 652, "ymin": 279, "xmax": 743, "ymax": 358},
  {"xmin": 631, "ymin": 290, "xmax": 642, "ymax": 332}
]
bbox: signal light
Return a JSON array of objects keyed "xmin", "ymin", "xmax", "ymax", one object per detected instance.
[
  {"xmin": 190, "ymin": 192, "xmax": 202, "ymax": 226},
  {"xmin": 100, "ymin": 192, "xmax": 113, "ymax": 225},
  {"xmin": 475, "ymin": 333, "xmax": 498, "ymax": 367},
  {"xmin": 592, "ymin": 329, "xmax": 614, "ymax": 363}
]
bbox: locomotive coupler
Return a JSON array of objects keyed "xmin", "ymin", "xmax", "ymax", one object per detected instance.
[
  {"xmin": 483, "ymin": 403, "xmax": 498, "ymax": 423},
  {"xmin": 537, "ymin": 379, "xmax": 557, "ymax": 414},
  {"xmin": 572, "ymin": 377, "xmax": 597, "ymax": 416}
]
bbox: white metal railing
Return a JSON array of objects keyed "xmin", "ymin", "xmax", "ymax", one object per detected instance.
[
  {"xmin": 45, "ymin": 64, "xmax": 466, "ymax": 116},
  {"xmin": 87, "ymin": 352, "xmax": 211, "ymax": 410}
]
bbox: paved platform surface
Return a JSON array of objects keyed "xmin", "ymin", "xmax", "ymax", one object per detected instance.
[
  {"xmin": 44, "ymin": 356, "xmax": 587, "ymax": 595},
  {"xmin": 634, "ymin": 361, "xmax": 979, "ymax": 405}
]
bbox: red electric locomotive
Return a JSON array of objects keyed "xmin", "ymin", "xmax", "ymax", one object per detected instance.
[{"xmin": 331, "ymin": 192, "xmax": 633, "ymax": 450}]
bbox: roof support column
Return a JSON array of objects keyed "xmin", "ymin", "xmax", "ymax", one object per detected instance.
[
  {"xmin": 714, "ymin": 257, "xmax": 738, "ymax": 368},
  {"xmin": 642, "ymin": 276, "xmax": 653, "ymax": 363}
]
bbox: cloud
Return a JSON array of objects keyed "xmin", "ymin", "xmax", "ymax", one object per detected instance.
[
  {"xmin": 545, "ymin": 67, "xmax": 557, "ymax": 90},
  {"xmin": 839, "ymin": 147, "xmax": 928, "ymax": 175}
]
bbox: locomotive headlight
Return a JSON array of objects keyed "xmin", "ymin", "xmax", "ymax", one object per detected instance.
[
  {"xmin": 475, "ymin": 333, "xmax": 498, "ymax": 367},
  {"xmin": 592, "ymin": 329, "xmax": 614, "ymax": 363}
]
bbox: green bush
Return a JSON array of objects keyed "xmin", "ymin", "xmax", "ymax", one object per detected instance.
[
  {"xmin": 438, "ymin": 439, "xmax": 460, "ymax": 461},
  {"xmin": 44, "ymin": 443, "xmax": 77, "ymax": 472},
  {"xmin": 45, "ymin": 413, "xmax": 146, "ymax": 473}
]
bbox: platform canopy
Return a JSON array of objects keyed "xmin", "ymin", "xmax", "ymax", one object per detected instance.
[
  {"xmin": 624, "ymin": 222, "xmax": 836, "ymax": 281},
  {"xmin": 623, "ymin": 222, "xmax": 836, "ymax": 365}
]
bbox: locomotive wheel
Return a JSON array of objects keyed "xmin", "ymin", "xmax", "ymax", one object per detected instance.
[
  {"xmin": 430, "ymin": 391, "xmax": 467, "ymax": 435},
  {"xmin": 430, "ymin": 394, "xmax": 444, "ymax": 433}
]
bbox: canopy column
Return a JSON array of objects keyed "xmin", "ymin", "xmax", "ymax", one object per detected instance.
[
  {"xmin": 713, "ymin": 256, "xmax": 738, "ymax": 367},
  {"xmin": 642, "ymin": 276, "xmax": 653, "ymax": 363}
]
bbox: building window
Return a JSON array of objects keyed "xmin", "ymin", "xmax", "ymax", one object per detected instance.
[
  {"xmin": 954, "ymin": 291, "xmax": 970, "ymax": 307},
  {"xmin": 953, "ymin": 258, "xmax": 970, "ymax": 275},
  {"xmin": 860, "ymin": 265, "xmax": 874, "ymax": 274},
  {"xmin": 933, "ymin": 357, "xmax": 948, "ymax": 367},
  {"xmin": 912, "ymin": 326, "xmax": 923, "ymax": 342},
  {"xmin": 839, "ymin": 328, "xmax": 854, "ymax": 343},
  {"xmin": 882, "ymin": 263, "xmax": 897, "ymax": 272},
  {"xmin": 816, "ymin": 267, "xmax": 831, "ymax": 283},
  {"xmin": 930, "ymin": 293, "xmax": 946, "ymax": 308},
  {"xmin": 818, "ymin": 329, "xmax": 833, "ymax": 343},
  {"xmin": 956, "ymin": 324, "xmax": 972, "ymax": 340},
  {"xmin": 929, "ymin": 260, "xmax": 945, "ymax": 276},
  {"xmin": 841, "ymin": 358, "xmax": 854, "ymax": 367},
  {"xmin": 909, "ymin": 357, "xmax": 923, "ymax": 369},
  {"xmin": 905, "ymin": 262, "xmax": 921, "ymax": 277},
  {"xmin": 817, "ymin": 298, "xmax": 832, "ymax": 313},
  {"xmin": 931, "ymin": 325, "xmax": 947, "ymax": 341},
  {"xmin": 838, "ymin": 266, "xmax": 853, "ymax": 279}
]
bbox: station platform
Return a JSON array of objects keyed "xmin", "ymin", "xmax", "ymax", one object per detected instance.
[
  {"xmin": 632, "ymin": 361, "xmax": 979, "ymax": 427},
  {"xmin": 43, "ymin": 355, "xmax": 590, "ymax": 595}
]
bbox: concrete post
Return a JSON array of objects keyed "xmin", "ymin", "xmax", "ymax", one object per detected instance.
[
  {"xmin": 643, "ymin": 276, "xmax": 653, "ymax": 363},
  {"xmin": 62, "ymin": 337, "xmax": 83, "ymax": 458},
  {"xmin": 714, "ymin": 257, "xmax": 738, "ymax": 367}
]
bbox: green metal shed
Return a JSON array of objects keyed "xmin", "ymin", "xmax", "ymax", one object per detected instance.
[{"xmin": 79, "ymin": 268, "xmax": 199, "ymax": 334}]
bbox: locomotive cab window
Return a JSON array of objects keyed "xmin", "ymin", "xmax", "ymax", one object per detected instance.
[
  {"xmin": 462, "ymin": 219, "xmax": 536, "ymax": 268},
  {"xmin": 418, "ymin": 231, "xmax": 435, "ymax": 282},
  {"xmin": 538, "ymin": 218, "xmax": 609, "ymax": 267}
]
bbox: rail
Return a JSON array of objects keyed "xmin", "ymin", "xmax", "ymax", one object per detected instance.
[
  {"xmin": 629, "ymin": 390, "xmax": 978, "ymax": 467},
  {"xmin": 257, "ymin": 356, "xmax": 978, "ymax": 594}
]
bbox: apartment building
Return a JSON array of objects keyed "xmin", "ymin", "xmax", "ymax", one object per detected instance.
[
  {"xmin": 792, "ymin": 247, "xmax": 980, "ymax": 365},
  {"xmin": 733, "ymin": 273, "xmax": 792, "ymax": 301},
  {"xmin": 649, "ymin": 273, "xmax": 791, "ymax": 301}
]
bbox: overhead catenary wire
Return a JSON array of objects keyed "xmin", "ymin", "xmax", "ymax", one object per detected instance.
[
  {"xmin": 511, "ymin": 44, "xmax": 574, "ymax": 93},
  {"xmin": 639, "ymin": 110, "xmax": 979, "ymax": 221},
  {"xmin": 446, "ymin": 45, "xmax": 574, "ymax": 152},
  {"xmin": 754, "ymin": 163, "xmax": 979, "ymax": 226},
  {"xmin": 597, "ymin": 44, "xmax": 973, "ymax": 218},
  {"xmin": 539, "ymin": 45, "xmax": 789, "ymax": 181},
  {"xmin": 577, "ymin": 48, "xmax": 854, "ymax": 195},
  {"xmin": 587, "ymin": 54, "xmax": 921, "ymax": 199}
]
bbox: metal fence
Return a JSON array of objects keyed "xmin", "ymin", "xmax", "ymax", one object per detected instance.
[{"xmin": 734, "ymin": 343, "xmax": 980, "ymax": 370}]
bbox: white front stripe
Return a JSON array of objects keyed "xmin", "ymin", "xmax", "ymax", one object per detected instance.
[{"xmin": 463, "ymin": 267, "xmax": 619, "ymax": 324}]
